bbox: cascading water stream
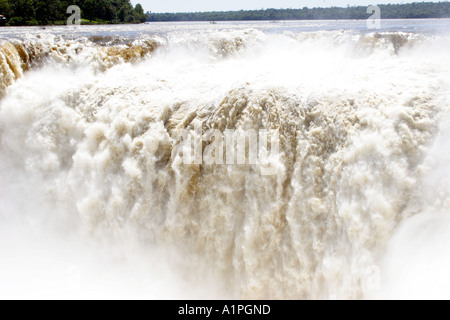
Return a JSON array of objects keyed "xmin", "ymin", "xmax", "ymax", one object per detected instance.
[{"xmin": 0, "ymin": 21, "xmax": 449, "ymax": 299}]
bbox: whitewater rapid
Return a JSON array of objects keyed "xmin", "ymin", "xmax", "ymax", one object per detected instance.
[{"xmin": 1, "ymin": 21, "xmax": 450, "ymax": 299}]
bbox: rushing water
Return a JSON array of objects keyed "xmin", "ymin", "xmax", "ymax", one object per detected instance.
[{"xmin": 1, "ymin": 19, "xmax": 450, "ymax": 299}]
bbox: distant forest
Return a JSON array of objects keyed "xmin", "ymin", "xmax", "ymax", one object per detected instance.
[
  {"xmin": 0, "ymin": 0, "xmax": 147, "ymax": 26},
  {"xmin": 147, "ymin": 2, "xmax": 450, "ymax": 22},
  {"xmin": 1, "ymin": 1, "xmax": 450, "ymax": 26}
]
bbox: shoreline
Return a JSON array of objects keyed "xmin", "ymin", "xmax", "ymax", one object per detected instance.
[{"xmin": 0, "ymin": 17, "xmax": 449, "ymax": 28}]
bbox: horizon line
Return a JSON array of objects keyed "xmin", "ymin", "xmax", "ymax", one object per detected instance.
[{"xmin": 145, "ymin": 1, "xmax": 449, "ymax": 14}]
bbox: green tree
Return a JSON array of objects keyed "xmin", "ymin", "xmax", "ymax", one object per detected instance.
[
  {"xmin": 0, "ymin": 0, "xmax": 12, "ymax": 16},
  {"xmin": 11, "ymin": 0, "xmax": 35, "ymax": 21},
  {"xmin": 117, "ymin": 4, "xmax": 131, "ymax": 22},
  {"xmin": 35, "ymin": 0, "xmax": 61, "ymax": 24},
  {"xmin": 134, "ymin": 3, "xmax": 146, "ymax": 23},
  {"xmin": 83, "ymin": 0, "xmax": 96, "ymax": 21}
]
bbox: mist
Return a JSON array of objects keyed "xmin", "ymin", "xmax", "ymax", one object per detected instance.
[{"xmin": 1, "ymin": 21, "xmax": 450, "ymax": 299}]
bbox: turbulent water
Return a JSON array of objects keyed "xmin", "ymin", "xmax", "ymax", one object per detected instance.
[{"xmin": 1, "ymin": 20, "xmax": 450, "ymax": 299}]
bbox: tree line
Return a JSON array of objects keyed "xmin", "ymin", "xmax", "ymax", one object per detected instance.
[
  {"xmin": 147, "ymin": 2, "xmax": 450, "ymax": 21},
  {"xmin": 0, "ymin": 0, "xmax": 147, "ymax": 25}
]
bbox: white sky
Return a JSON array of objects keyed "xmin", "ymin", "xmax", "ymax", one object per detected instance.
[{"xmin": 130, "ymin": 0, "xmax": 441, "ymax": 13}]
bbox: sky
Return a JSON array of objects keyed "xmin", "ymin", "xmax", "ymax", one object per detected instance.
[{"xmin": 130, "ymin": 0, "xmax": 441, "ymax": 13}]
